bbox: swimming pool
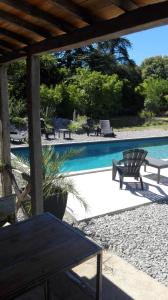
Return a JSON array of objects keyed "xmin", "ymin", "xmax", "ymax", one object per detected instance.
[{"xmin": 12, "ymin": 137, "xmax": 168, "ymax": 173}]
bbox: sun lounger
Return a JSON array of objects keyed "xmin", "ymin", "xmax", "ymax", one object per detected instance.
[
  {"xmin": 100, "ymin": 120, "xmax": 116, "ymax": 137},
  {"xmin": 10, "ymin": 131, "xmax": 27, "ymax": 143},
  {"xmin": 144, "ymin": 157, "xmax": 168, "ymax": 183}
]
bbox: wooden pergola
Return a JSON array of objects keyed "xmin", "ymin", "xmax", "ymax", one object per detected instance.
[{"xmin": 0, "ymin": 0, "xmax": 168, "ymax": 216}]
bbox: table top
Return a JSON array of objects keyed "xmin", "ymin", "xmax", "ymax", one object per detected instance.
[
  {"xmin": 146, "ymin": 157, "xmax": 168, "ymax": 168},
  {"xmin": 0, "ymin": 213, "xmax": 101, "ymax": 299}
]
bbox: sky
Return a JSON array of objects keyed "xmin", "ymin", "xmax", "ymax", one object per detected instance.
[{"xmin": 124, "ymin": 24, "xmax": 168, "ymax": 65}]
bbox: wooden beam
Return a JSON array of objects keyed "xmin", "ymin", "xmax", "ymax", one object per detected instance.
[
  {"xmin": 0, "ymin": 39, "xmax": 18, "ymax": 51},
  {"xmin": 51, "ymin": 0, "xmax": 102, "ymax": 24},
  {"xmin": 0, "ymin": 65, "xmax": 12, "ymax": 196},
  {"xmin": 0, "ymin": 49, "xmax": 9, "ymax": 56},
  {"xmin": 1, "ymin": 0, "xmax": 168, "ymax": 63},
  {"xmin": 1, "ymin": 0, "xmax": 75, "ymax": 33},
  {"xmin": 0, "ymin": 10, "xmax": 51, "ymax": 38},
  {"xmin": 0, "ymin": 28, "xmax": 34, "ymax": 45},
  {"xmin": 110, "ymin": 0, "xmax": 138, "ymax": 12},
  {"xmin": 26, "ymin": 55, "xmax": 43, "ymax": 215}
]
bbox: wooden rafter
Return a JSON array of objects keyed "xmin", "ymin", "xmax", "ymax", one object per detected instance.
[
  {"xmin": 51, "ymin": 0, "xmax": 102, "ymax": 24},
  {"xmin": 1, "ymin": 0, "xmax": 76, "ymax": 33},
  {"xmin": 0, "ymin": 28, "xmax": 34, "ymax": 45},
  {"xmin": 0, "ymin": 39, "xmax": 17, "ymax": 50},
  {"xmin": 0, "ymin": 48, "xmax": 10, "ymax": 55},
  {"xmin": 0, "ymin": 10, "xmax": 51, "ymax": 38},
  {"xmin": 1, "ymin": 0, "xmax": 168, "ymax": 64},
  {"xmin": 110, "ymin": 0, "xmax": 138, "ymax": 11}
]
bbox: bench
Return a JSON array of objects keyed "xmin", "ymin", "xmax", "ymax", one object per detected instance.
[{"xmin": 144, "ymin": 157, "xmax": 168, "ymax": 183}]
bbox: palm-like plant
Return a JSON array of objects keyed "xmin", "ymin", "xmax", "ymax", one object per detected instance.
[
  {"xmin": 10, "ymin": 146, "xmax": 87, "ymax": 218},
  {"xmin": 41, "ymin": 146, "xmax": 86, "ymax": 207}
]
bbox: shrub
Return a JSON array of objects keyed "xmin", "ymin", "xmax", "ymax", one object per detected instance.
[{"xmin": 139, "ymin": 110, "xmax": 155, "ymax": 121}]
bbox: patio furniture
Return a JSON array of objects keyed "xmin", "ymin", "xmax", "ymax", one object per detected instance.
[
  {"xmin": 144, "ymin": 157, "xmax": 168, "ymax": 183},
  {"xmin": 82, "ymin": 119, "xmax": 96, "ymax": 136},
  {"xmin": 40, "ymin": 118, "xmax": 55, "ymax": 139},
  {"xmin": 0, "ymin": 194, "xmax": 16, "ymax": 226},
  {"xmin": 10, "ymin": 131, "xmax": 27, "ymax": 143},
  {"xmin": 112, "ymin": 148, "xmax": 148, "ymax": 189},
  {"xmin": 0, "ymin": 213, "xmax": 102, "ymax": 300},
  {"xmin": 58, "ymin": 128, "xmax": 71, "ymax": 139},
  {"xmin": 100, "ymin": 120, "xmax": 115, "ymax": 137}
]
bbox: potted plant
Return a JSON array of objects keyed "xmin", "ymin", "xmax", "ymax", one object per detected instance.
[
  {"xmin": 10, "ymin": 146, "xmax": 86, "ymax": 219},
  {"xmin": 41, "ymin": 146, "xmax": 86, "ymax": 219}
]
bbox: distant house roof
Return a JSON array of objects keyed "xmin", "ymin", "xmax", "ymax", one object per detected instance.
[{"xmin": 0, "ymin": 0, "xmax": 168, "ymax": 63}]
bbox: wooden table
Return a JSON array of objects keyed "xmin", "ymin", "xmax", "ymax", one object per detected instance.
[
  {"xmin": 58, "ymin": 128, "xmax": 71, "ymax": 139},
  {"xmin": 0, "ymin": 213, "xmax": 102, "ymax": 300},
  {"xmin": 144, "ymin": 157, "xmax": 168, "ymax": 183}
]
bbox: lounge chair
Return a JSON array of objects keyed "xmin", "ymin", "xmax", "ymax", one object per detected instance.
[
  {"xmin": 10, "ymin": 130, "xmax": 27, "ymax": 143},
  {"xmin": 40, "ymin": 118, "xmax": 55, "ymax": 139},
  {"xmin": 144, "ymin": 157, "xmax": 168, "ymax": 183},
  {"xmin": 84, "ymin": 119, "xmax": 94, "ymax": 136},
  {"xmin": 112, "ymin": 148, "xmax": 148, "ymax": 189},
  {"xmin": 100, "ymin": 120, "xmax": 115, "ymax": 137}
]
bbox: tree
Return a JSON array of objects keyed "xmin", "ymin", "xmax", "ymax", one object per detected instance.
[
  {"xmin": 136, "ymin": 78, "xmax": 168, "ymax": 114},
  {"xmin": 40, "ymin": 84, "xmax": 63, "ymax": 122},
  {"xmin": 40, "ymin": 54, "xmax": 70, "ymax": 86},
  {"xmin": 54, "ymin": 38, "xmax": 135, "ymax": 75},
  {"xmin": 66, "ymin": 68, "xmax": 123, "ymax": 119},
  {"xmin": 96, "ymin": 38, "xmax": 134, "ymax": 64},
  {"xmin": 117, "ymin": 64, "xmax": 143, "ymax": 114},
  {"xmin": 141, "ymin": 56, "xmax": 168, "ymax": 80}
]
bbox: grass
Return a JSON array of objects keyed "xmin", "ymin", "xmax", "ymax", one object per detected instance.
[{"xmin": 112, "ymin": 116, "xmax": 168, "ymax": 131}]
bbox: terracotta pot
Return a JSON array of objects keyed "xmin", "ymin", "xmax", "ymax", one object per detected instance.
[{"xmin": 44, "ymin": 192, "xmax": 67, "ymax": 220}]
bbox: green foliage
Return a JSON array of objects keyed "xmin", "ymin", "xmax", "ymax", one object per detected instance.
[
  {"xmin": 139, "ymin": 110, "xmax": 155, "ymax": 121},
  {"xmin": 10, "ymin": 116, "xmax": 27, "ymax": 127},
  {"xmin": 137, "ymin": 78, "xmax": 168, "ymax": 114},
  {"xmin": 40, "ymin": 84, "xmax": 62, "ymax": 121},
  {"xmin": 67, "ymin": 116, "xmax": 87, "ymax": 133},
  {"xmin": 7, "ymin": 40, "xmax": 143, "ymax": 121},
  {"xmin": 55, "ymin": 38, "xmax": 134, "ymax": 72},
  {"xmin": 12, "ymin": 147, "xmax": 87, "ymax": 211},
  {"xmin": 42, "ymin": 147, "xmax": 84, "ymax": 205},
  {"xmin": 141, "ymin": 56, "xmax": 168, "ymax": 80},
  {"xmin": 66, "ymin": 68, "xmax": 123, "ymax": 118},
  {"xmin": 67, "ymin": 122, "xmax": 82, "ymax": 133},
  {"xmin": 40, "ymin": 54, "xmax": 70, "ymax": 85}
]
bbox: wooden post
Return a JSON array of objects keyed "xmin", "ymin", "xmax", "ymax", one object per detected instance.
[
  {"xmin": 0, "ymin": 65, "xmax": 12, "ymax": 196},
  {"xmin": 27, "ymin": 55, "xmax": 43, "ymax": 215}
]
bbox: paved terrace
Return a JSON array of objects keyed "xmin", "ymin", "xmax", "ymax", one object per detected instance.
[{"xmin": 67, "ymin": 165, "xmax": 168, "ymax": 221}]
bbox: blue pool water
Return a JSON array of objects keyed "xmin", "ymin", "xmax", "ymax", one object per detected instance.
[{"xmin": 12, "ymin": 137, "xmax": 168, "ymax": 173}]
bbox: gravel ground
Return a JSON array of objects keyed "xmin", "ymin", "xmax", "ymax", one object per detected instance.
[{"xmin": 77, "ymin": 201, "xmax": 168, "ymax": 287}]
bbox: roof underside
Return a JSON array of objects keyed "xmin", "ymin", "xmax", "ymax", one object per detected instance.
[{"xmin": 0, "ymin": 0, "xmax": 168, "ymax": 63}]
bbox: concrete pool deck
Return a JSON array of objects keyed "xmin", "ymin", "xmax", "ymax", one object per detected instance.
[{"xmin": 67, "ymin": 164, "xmax": 168, "ymax": 221}]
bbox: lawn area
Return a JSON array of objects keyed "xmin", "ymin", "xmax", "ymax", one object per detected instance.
[{"xmin": 112, "ymin": 116, "xmax": 168, "ymax": 131}]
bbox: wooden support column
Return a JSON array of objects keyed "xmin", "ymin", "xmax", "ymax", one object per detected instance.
[
  {"xmin": 0, "ymin": 64, "xmax": 12, "ymax": 196},
  {"xmin": 27, "ymin": 55, "xmax": 43, "ymax": 215}
]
